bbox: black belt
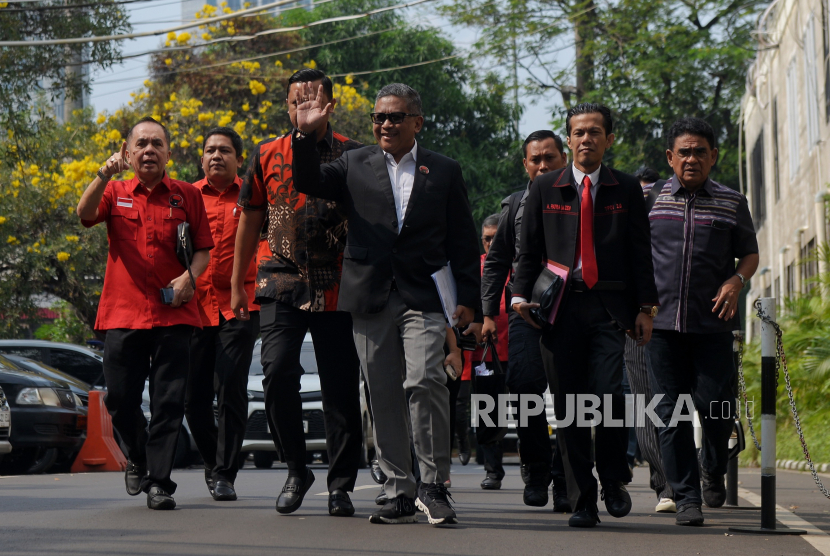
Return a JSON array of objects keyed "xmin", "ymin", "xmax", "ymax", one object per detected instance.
[{"xmin": 570, "ymin": 280, "xmax": 626, "ymax": 293}]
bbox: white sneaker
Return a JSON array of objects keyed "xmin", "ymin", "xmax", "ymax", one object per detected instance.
[{"xmin": 656, "ymin": 497, "xmax": 676, "ymax": 513}]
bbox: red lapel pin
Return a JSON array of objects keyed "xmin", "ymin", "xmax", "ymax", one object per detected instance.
[{"xmin": 419, "ymin": 165, "xmax": 429, "ymax": 175}]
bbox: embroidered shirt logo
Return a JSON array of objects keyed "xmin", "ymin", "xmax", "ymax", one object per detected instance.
[{"xmin": 169, "ymin": 194, "xmax": 184, "ymax": 208}]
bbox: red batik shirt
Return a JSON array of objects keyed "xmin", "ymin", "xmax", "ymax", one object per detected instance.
[
  {"xmin": 237, "ymin": 126, "xmax": 362, "ymax": 311},
  {"xmin": 81, "ymin": 174, "xmax": 214, "ymax": 331},
  {"xmin": 192, "ymin": 176, "xmax": 259, "ymax": 327}
]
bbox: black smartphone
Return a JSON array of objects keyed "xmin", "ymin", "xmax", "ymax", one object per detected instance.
[
  {"xmin": 160, "ymin": 287, "xmax": 175, "ymax": 305},
  {"xmin": 453, "ymin": 326, "xmax": 479, "ymax": 351}
]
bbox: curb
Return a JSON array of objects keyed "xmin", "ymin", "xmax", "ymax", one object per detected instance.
[{"xmin": 776, "ymin": 459, "xmax": 830, "ymax": 472}]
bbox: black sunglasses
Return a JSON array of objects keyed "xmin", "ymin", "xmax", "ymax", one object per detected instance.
[{"xmin": 370, "ymin": 112, "xmax": 419, "ymax": 125}]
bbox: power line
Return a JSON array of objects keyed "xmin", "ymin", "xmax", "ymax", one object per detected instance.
[
  {"xmin": 90, "ymin": 52, "xmax": 463, "ymax": 99},
  {"xmin": 0, "ymin": 0, "xmax": 301, "ymax": 45},
  {"xmin": 71, "ymin": 0, "xmax": 433, "ymax": 66},
  {"xmin": 90, "ymin": 27, "xmax": 397, "ymax": 84}
]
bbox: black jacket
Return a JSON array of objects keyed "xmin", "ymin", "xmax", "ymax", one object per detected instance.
[
  {"xmin": 512, "ymin": 164, "xmax": 659, "ymax": 330},
  {"xmin": 291, "ymin": 133, "xmax": 481, "ymax": 315},
  {"xmin": 481, "ymin": 189, "xmax": 525, "ymax": 316}
]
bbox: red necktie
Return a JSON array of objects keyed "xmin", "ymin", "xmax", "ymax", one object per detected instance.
[{"xmin": 579, "ymin": 175, "xmax": 598, "ymax": 289}]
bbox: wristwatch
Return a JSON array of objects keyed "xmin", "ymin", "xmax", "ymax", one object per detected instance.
[
  {"xmin": 640, "ymin": 305, "xmax": 659, "ymax": 318},
  {"xmin": 97, "ymin": 167, "xmax": 110, "ymax": 183},
  {"xmin": 735, "ymin": 272, "xmax": 747, "ymax": 287}
]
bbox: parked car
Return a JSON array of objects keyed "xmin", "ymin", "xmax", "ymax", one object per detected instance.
[
  {"xmin": 0, "ymin": 340, "xmax": 105, "ymax": 387},
  {"xmin": 5, "ymin": 355, "xmax": 91, "ymax": 407},
  {"xmin": 0, "ymin": 354, "xmax": 86, "ymax": 474},
  {"xmin": 0, "ymin": 386, "xmax": 11, "ymax": 461},
  {"xmin": 0, "ymin": 339, "xmax": 200, "ymax": 468},
  {"xmin": 242, "ymin": 335, "xmax": 375, "ymax": 469}
]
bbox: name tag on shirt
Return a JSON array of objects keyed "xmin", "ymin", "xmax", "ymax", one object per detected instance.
[{"xmin": 116, "ymin": 197, "xmax": 133, "ymax": 208}]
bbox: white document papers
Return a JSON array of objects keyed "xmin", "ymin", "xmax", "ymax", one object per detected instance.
[{"xmin": 431, "ymin": 264, "xmax": 458, "ymax": 327}]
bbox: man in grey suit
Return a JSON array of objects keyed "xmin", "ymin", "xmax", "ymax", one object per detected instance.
[{"xmin": 291, "ymin": 82, "xmax": 480, "ymax": 525}]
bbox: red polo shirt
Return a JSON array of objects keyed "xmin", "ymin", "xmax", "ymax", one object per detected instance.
[
  {"xmin": 81, "ymin": 174, "xmax": 214, "ymax": 331},
  {"xmin": 192, "ymin": 176, "xmax": 258, "ymax": 326}
]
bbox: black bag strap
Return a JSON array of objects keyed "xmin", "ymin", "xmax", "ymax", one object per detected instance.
[
  {"xmin": 179, "ymin": 225, "xmax": 196, "ymax": 289},
  {"xmin": 480, "ymin": 339, "xmax": 505, "ymax": 375},
  {"xmin": 645, "ymin": 179, "xmax": 667, "ymax": 213}
]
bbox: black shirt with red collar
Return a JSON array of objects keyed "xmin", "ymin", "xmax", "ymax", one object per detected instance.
[{"xmin": 513, "ymin": 163, "xmax": 658, "ymax": 330}]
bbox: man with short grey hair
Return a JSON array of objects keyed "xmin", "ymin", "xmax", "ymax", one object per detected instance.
[{"xmin": 291, "ymin": 81, "xmax": 481, "ymax": 525}]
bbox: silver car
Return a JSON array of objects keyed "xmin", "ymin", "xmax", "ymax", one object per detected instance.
[{"xmin": 242, "ymin": 335, "xmax": 374, "ymax": 469}]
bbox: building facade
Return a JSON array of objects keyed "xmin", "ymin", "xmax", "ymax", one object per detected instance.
[{"xmin": 742, "ymin": 0, "xmax": 830, "ymax": 338}]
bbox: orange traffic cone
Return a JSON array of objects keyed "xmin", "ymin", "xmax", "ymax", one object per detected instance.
[{"xmin": 71, "ymin": 390, "xmax": 127, "ymax": 472}]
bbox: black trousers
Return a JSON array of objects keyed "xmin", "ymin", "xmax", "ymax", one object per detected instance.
[
  {"xmin": 540, "ymin": 291, "xmax": 628, "ymax": 512},
  {"xmin": 103, "ymin": 325, "xmax": 193, "ymax": 494},
  {"xmin": 185, "ymin": 312, "xmax": 260, "ymax": 483},
  {"xmin": 259, "ymin": 300, "xmax": 362, "ymax": 493},
  {"xmin": 646, "ymin": 330, "xmax": 735, "ymax": 507}
]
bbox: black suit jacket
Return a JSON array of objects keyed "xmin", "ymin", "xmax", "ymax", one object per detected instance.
[
  {"xmin": 291, "ymin": 133, "xmax": 481, "ymax": 315},
  {"xmin": 512, "ymin": 164, "xmax": 659, "ymax": 330}
]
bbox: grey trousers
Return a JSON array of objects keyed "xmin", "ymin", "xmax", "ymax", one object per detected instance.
[
  {"xmin": 624, "ymin": 336, "xmax": 673, "ymax": 500},
  {"xmin": 352, "ymin": 291, "xmax": 450, "ymax": 499}
]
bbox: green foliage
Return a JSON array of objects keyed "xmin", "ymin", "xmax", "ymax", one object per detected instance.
[
  {"xmin": 285, "ymin": 0, "xmax": 523, "ymax": 222},
  {"xmin": 0, "ymin": 104, "xmax": 108, "ymax": 337},
  {"xmin": 0, "ymin": 1, "xmax": 131, "ymax": 146},
  {"xmin": 581, "ymin": 0, "xmax": 758, "ymax": 185},
  {"xmin": 740, "ymin": 292, "xmax": 830, "ymax": 465},
  {"xmin": 34, "ymin": 301, "xmax": 94, "ymax": 345}
]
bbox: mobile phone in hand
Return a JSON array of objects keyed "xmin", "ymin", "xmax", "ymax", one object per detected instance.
[{"xmin": 160, "ymin": 287, "xmax": 175, "ymax": 305}]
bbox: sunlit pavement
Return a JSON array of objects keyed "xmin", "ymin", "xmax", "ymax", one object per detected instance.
[{"xmin": 1, "ymin": 463, "xmax": 828, "ymax": 555}]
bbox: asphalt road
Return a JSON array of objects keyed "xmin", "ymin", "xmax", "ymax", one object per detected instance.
[{"xmin": 1, "ymin": 463, "xmax": 828, "ymax": 556}]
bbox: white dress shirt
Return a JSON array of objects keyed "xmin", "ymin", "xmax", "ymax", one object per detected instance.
[
  {"xmin": 383, "ymin": 141, "xmax": 418, "ymax": 233},
  {"xmin": 510, "ymin": 163, "xmax": 602, "ymax": 306}
]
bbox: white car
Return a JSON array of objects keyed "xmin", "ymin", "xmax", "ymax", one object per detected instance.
[
  {"xmin": 0, "ymin": 385, "xmax": 11, "ymax": 458},
  {"xmin": 242, "ymin": 334, "xmax": 374, "ymax": 469}
]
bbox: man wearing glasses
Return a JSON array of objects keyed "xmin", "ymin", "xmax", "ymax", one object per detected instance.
[
  {"xmin": 644, "ymin": 117, "xmax": 758, "ymax": 526},
  {"xmin": 232, "ymin": 68, "xmax": 364, "ymax": 517},
  {"xmin": 291, "ymin": 82, "xmax": 480, "ymax": 526}
]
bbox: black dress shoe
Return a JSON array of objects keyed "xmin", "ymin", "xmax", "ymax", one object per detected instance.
[
  {"xmin": 147, "ymin": 486, "xmax": 176, "ymax": 510},
  {"xmin": 569, "ymin": 505, "xmax": 600, "ymax": 528},
  {"xmin": 276, "ymin": 468, "xmax": 315, "ymax": 514},
  {"xmin": 458, "ymin": 450, "xmax": 470, "ymax": 466},
  {"xmin": 204, "ymin": 468, "xmax": 216, "ymax": 497},
  {"xmin": 370, "ymin": 459, "xmax": 387, "ymax": 484},
  {"xmin": 701, "ymin": 469, "xmax": 726, "ymax": 508},
  {"xmin": 601, "ymin": 481, "xmax": 632, "ymax": 518},
  {"xmin": 375, "ymin": 487, "xmax": 389, "ymax": 506},
  {"xmin": 125, "ymin": 461, "xmax": 146, "ymax": 496},
  {"xmin": 552, "ymin": 485, "xmax": 572, "ymax": 513},
  {"xmin": 329, "ymin": 489, "xmax": 355, "ymax": 517},
  {"xmin": 480, "ymin": 474, "xmax": 502, "ymax": 490},
  {"xmin": 212, "ymin": 480, "xmax": 238, "ymax": 501}
]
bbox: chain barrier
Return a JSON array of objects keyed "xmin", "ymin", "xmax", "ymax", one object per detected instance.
[
  {"xmin": 735, "ymin": 334, "xmax": 762, "ymax": 451},
  {"xmin": 754, "ymin": 299, "xmax": 830, "ymax": 500}
]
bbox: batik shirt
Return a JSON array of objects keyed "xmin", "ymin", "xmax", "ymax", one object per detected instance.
[{"xmin": 237, "ymin": 125, "xmax": 362, "ymax": 311}]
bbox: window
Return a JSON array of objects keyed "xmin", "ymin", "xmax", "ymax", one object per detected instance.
[
  {"xmin": 0, "ymin": 346, "xmax": 45, "ymax": 360},
  {"xmin": 804, "ymin": 16, "xmax": 821, "ymax": 148},
  {"xmin": 772, "ymin": 98, "xmax": 781, "ymax": 201},
  {"xmin": 786, "ymin": 262, "xmax": 795, "ymax": 295},
  {"xmin": 824, "ymin": 0, "xmax": 830, "ymax": 121},
  {"xmin": 802, "ymin": 238, "xmax": 819, "ymax": 292},
  {"xmin": 48, "ymin": 349, "xmax": 104, "ymax": 387},
  {"xmin": 750, "ymin": 132, "xmax": 766, "ymax": 225},
  {"xmin": 786, "ymin": 57, "xmax": 800, "ymax": 179}
]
